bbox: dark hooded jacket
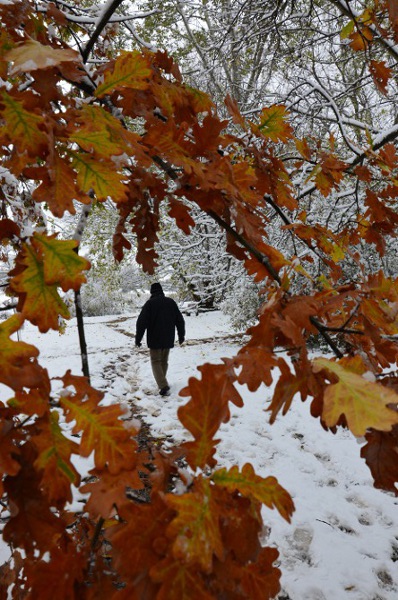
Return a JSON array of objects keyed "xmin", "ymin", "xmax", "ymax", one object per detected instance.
[{"xmin": 135, "ymin": 283, "xmax": 185, "ymax": 349}]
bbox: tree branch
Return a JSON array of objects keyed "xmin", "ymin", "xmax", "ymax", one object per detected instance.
[{"xmin": 81, "ymin": 0, "xmax": 125, "ymax": 63}]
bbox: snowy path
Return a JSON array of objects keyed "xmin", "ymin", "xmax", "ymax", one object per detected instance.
[{"xmin": 2, "ymin": 312, "xmax": 397, "ymax": 599}]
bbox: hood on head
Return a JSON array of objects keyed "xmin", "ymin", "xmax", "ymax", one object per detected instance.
[{"xmin": 150, "ymin": 282, "xmax": 163, "ymax": 295}]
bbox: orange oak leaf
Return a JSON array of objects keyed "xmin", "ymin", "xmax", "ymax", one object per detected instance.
[
  {"xmin": 3, "ymin": 444, "xmax": 67, "ymax": 556},
  {"xmin": 95, "ymin": 50, "xmax": 152, "ymax": 97},
  {"xmin": 150, "ymin": 557, "xmax": 214, "ymax": 600},
  {"xmin": 4, "ymin": 39, "xmax": 80, "ymax": 75},
  {"xmin": 349, "ymin": 27, "xmax": 373, "ymax": 51},
  {"xmin": 267, "ymin": 367, "xmax": 308, "ymax": 424},
  {"xmin": 360, "ymin": 426, "xmax": 398, "ymax": 495},
  {"xmin": 234, "ymin": 349, "xmax": 285, "ymax": 392},
  {"xmin": 192, "ymin": 114, "xmax": 229, "ymax": 154},
  {"xmin": 313, "ymin": 357, "xmax": 398, "ymax": 436},
  {"xmin": 27, "ymin": 154, "xmax": 88, "ymax": 217},
  {"xmin": 8, "ymin": 387, "xmax": 50, "ymax": 418},
  {"xmin": 59, "ymin": 372, "xmax": 139, "ymax": 474},
  {"xmin": 378, "ymin": 142, "xmax": 398, "ymax": 169},
  {"xmin": 214, "ymin": 486, "xmax": 262, "ymax": 564},
  {"xmin": 32, "ymin": 411, "xmax": 81, "ymax": 507},
  {"xmin": 369, "ymin": 60, "xmax": 392, "ymax": 95},
  {"xmin": 168, "ymin": 198, "xmax": 195, "ymax": 234},
  {"xmin": 165, "ymin": 477, "xmax": 224, "ymax": 572},
  {"xmin": 178, "ymin": 363, "xmax": 242, "ymax": 469},
  {"xmin": 387, "ymin": 0, "xmax": 398, "ymax": 41},
  {"xmin": 225, "ymin": 93, "xmax": 246, "ymax": 127},
  {"xmin": 107, "ymin": 493, "xmax": 174, "ymax": 584},
  {"xmin": 0, "ymin": 411, "xmax": 22, "ymax": 488},
  {"xmin": 239, "ymin": 547, "xmax": 281, "ymax": 600},
  {"xmin": 212, "ymin": 463, "xmax": 294, "ymax": 522},
  {"xmin": 81, "ymin": 465, "xmax": 146, "ymax": 519},
  {"xmin": 23, "ymin": 545, "xmax": 86, "ymax": 600},
  {"xmin": 0, "ymin": 313, "xmax": 43, "ymax": 390},
  {"xmin": 295, "ymin": 138, "xmax": 312, "ymax": 160},
  {"xmin": 312, "ymin": 152, "xmax": 347, "ymax": 197},
  {"xmin": 0, "ymin": 217, "xmax": 20, "ymax": 243}
]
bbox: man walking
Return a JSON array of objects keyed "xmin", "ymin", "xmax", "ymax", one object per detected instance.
[{"xmin": 135, "ymin": 283, "xmax": 185, "ymax": 396}]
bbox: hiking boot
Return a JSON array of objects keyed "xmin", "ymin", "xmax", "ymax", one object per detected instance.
[{"xmin": 159, "ymin": 386, "xmax": 170, "ymax": 396}]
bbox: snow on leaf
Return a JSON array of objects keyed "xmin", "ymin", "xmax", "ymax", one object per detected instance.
[
  {"xmin": 4, "ymin": 39, "xmax": 80, "ymax": 75},
  {"xmin": 165, "ymin": 477, "xmax": 223, "ymax": 572},
  {"xmin": 59, "ymin": 372, "xmax": 139, "ymax": 474},
  {"xmin": 255, "ymin": 105, "xmax": 293, "ymax": 142},
  {"xmin": 212, "ymin": 464, "xmax": 294, "ymax": 522},
  {"xmin": 312, "ymin": 357, "xmax": 398, "ymax": 436},
  {"xmin": 95, "ymin": 50, "xmax": 152, "ymax": 97}
]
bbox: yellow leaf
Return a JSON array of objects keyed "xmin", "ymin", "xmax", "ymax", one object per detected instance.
[
  {"xmin": 67, "ymin": 104, "xmax": 140, "ymax": 158},
  {"xmin": 95, "ymin": 50, "xmax": 152, "ymax": 97},
  {"xmin": 5, "ymin": 39, "xmax": 80, "ymax": 75},
  {"xmin": 165, "ymin": 477, "xmax": 223, "ymax": 572},
  {"xmin": 59, "ymin": 372, "xmax": 138, "ymax": 474},
  {"xmin": 256, "ymin": 105, "xmax": 293, "ymax": 142},
  {"xmin": 33, "ymin": 411, "xmax": 81, "ymax": 506},
  {"xmin": 212, "ymin": 463, "xmax": 294, "ymax": 522},
  {"xmin": 34, "ymin": 234, "xmax": 90, "ymax": 290},
  {"xmin": 10, "ymin": 242, "xmax": 70, "ymax": 332},
  {"xmin": 0, "ymin": 314, "xmax": 42, "ymax": 390},
  {"xmin": 340, "ymin": 20, "xmax": 355, "ymax": 40},
  {"xmin": 313, "ymin": 357, "xmax": 398, "ymax": 436},
  {"xmin": 0, "ymin": 90, "xmax": 47, "ymax": 157},
  {"xmin": 71, "ymin": 152, "xmax": 128, "ymax": 201},
  {"xmin": 9, "ymin": 234, "xmax": 90, "ymax": 332}
]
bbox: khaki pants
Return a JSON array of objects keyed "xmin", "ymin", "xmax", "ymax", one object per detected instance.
[{"xmin": 149, "ymin": 348, "xmax": 170, "ymax": 389}]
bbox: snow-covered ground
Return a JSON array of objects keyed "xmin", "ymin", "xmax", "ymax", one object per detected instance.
[{"xmin": 1, "ymin": 311, "xmax": 397, "ymax": 599}]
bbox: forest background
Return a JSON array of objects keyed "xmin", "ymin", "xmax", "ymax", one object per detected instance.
[{"xmin": 1, "ymin": 1, "xmax": 398, "ymax": 598}]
